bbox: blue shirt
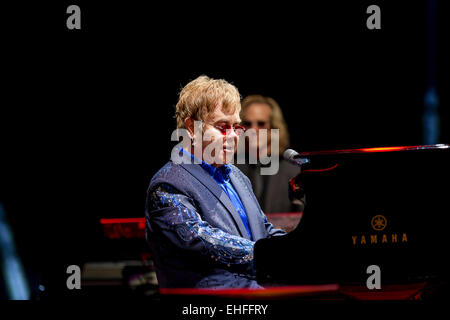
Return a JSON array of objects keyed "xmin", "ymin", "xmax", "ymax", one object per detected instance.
[{"xmin": 181, "ymin": 148, "xmax": 253, "ymax": 240}]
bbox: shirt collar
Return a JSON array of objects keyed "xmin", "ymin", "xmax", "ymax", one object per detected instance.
[{"xmin": 180, "ymin": 147, "xmax": 232, "ymax": 183}]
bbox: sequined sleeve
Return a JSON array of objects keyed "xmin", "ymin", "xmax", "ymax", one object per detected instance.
[{"xmin": 147, "ymin": 183, "xmax": 255, "ymax": 268}]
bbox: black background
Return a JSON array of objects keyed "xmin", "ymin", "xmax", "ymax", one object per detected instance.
[{"xmin": 1, "ymin": 0, "xmax": 449, "ymax": 299}]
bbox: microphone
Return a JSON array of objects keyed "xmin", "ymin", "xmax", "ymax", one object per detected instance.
[{"xmin": 283, "ymin": 149, "xmax": 310, "ymax": 167}]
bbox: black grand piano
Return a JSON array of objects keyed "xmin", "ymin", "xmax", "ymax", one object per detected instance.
[{"xmin": 254, "ymin": 144, "xmax": 450, "ymax": 298}]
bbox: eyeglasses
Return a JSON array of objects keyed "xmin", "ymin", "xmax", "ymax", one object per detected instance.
[
  {"xmin": 241, "ymin": 120, "xmax": 269, "ymax": 128},
  {"xmin": 210, "ymin": 123, "xmax": 247, "ymax": 136}
]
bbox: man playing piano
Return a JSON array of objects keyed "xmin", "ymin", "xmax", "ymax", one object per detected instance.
[{"xmin": 145, "ymin": 75, "xmax": 287, "ymax": 288}]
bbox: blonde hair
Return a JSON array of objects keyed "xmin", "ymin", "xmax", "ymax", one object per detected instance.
[
  {"xmin": 175, "ymin": 75, "xmax": 241, "ymax": 129},
  {"xmin": 241, "ymin": 95, "xmax": 290, "ymax": 154}
]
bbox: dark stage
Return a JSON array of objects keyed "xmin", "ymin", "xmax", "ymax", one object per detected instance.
[{"xmin": 1, "ymin": 1, "xmax": 449, "ymax": 310}]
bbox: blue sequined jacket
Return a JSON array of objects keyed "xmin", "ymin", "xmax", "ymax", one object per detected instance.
[{"xmin": 145, "ymin": 150, "xmax": 286, "ymax": 288}]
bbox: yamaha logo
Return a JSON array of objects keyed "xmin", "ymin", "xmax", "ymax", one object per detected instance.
[
  {"xmin": 371, "ymin": 215, "xmax": 387, "ymax": 231},
  {"xmin": 351, "ymin": 214, "xmax": 408, "ymax": 246}
]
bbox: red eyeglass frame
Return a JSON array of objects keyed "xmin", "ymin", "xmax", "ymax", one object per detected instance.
[{"xmin": 212, "ymin": 123, "xmax": 247, "ymax": 136}]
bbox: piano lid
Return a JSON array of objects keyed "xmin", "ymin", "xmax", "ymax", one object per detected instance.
[{"xmin": 295, "ymin": 144, "xmax": 450, "ymax": 157}]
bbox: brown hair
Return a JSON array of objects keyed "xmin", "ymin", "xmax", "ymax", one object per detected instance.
[
  {"xmin": 175, "ymin": 75, "xmax": 241, "ymax": 129},
  {"xmin": 241, "ymin": 94, "xmax": 290, "ymax": 154}
]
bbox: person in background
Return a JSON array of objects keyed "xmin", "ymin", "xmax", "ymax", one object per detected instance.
[
  {"xmin": 236, "ymin": 95, "xmax": 305, "ymax": 214},
  {"xmin": 145, "ymin": 76, "xmax": 288, "ymax": 289}
]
